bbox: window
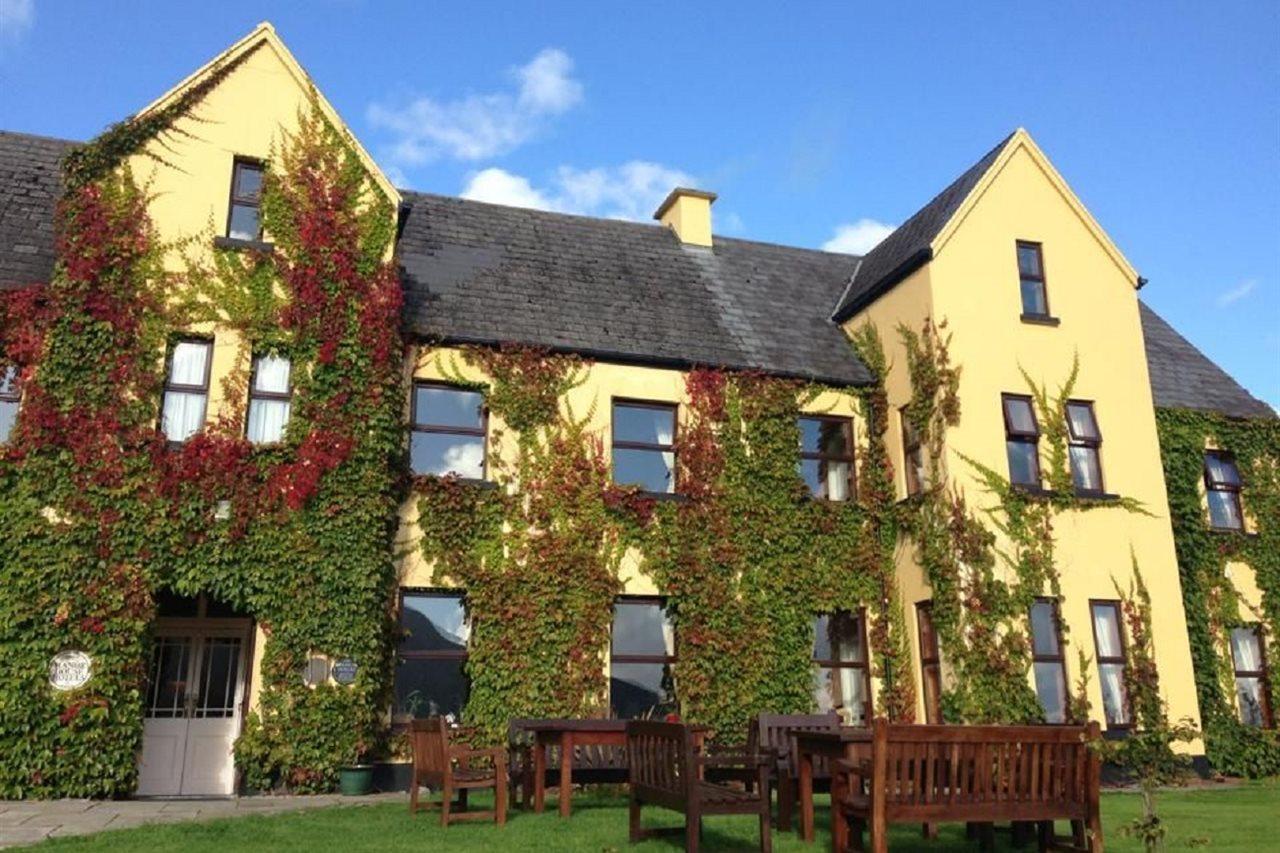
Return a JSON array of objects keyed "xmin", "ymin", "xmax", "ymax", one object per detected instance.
[
  {"xmin": 1090, "ymin": 601, "xmax": 1131, "ymax": 728},
  {"xmin": 410, "ymin": 383, "xmax": 486, "ymax": 479},
  {"xmin": 246, "ymin": 354, "xmax": 292, "ymax": 444},
  {"xmin": 1230, "ymin": 627, "xmax": 1272, "ymax": 728},
  {"xmin": 612, "ymin": 400, "xmax": 677, "ymax": 494},
  {"xmin": 395, "ymin": 591, "xmax": 469, "ymax": 719},
  {"xmin": 799, "ymin": 415, "xmax": 855, "ymax": 501},
  {"xmin": 1017, "ymin": 241, "xmax": 1050, "ymax": 318},
  {"xmin": 901, "ymin": 408, "xmax": 926, "ymax": 498},
  {"xmin": 917, "ymin": 602, "xmax": 943, "ymax": 724},
  {"xmin": 1204, "ymin": 451, "xmax": 1244, "ymax": 531},
  {"xmin": 161, "ymin": 339, "xmax": 212, "ymax": 443},
  {"xmin": 1065, "ymin": 401, "xmax": 1104, "ymax": 495},
  {"xmin": 1030, "ymin": 599, "xmax": 1069, "ymax": 723},
  {"xmin": 813, "ymin": 610, "xmax": 872, "ymax": 725},
  {"xmin": 1002, "ymin": 394, "xmax": 1041, "ymax": 488},
  {"xmin": 0, "ymin": 364, "xmax": 19, "ymax": 444},
  {"xmin": 610, "ymin": 597, "xmax": 676, "ymax": 719},
  {"xmin": 226, "ymin": 159, "xmax": 264, "ymax": 242}
]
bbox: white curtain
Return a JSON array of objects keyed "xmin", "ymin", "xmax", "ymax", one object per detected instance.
[
  {"xmin": 1231, "ymin": 628, "xmax": 1262, "ymax": 671},
  {"xmin": 826, "ymin": 461, "xmax": 850, "ymax": 501},
  {"xmin": 1099, "ymin": 663, "xmax": 1127, "ymax": 724},
  {"xmin": 169, "ymin": 341, "xmax": 208, "ymax": 385},
  {"xmin": 1070, "ymin": 446, "xmax": 1101, "ymax": 491},
  {"xmin": 162, "ymin": 392, "xmax": 206, "ymax": 442},
  {"xmin": 1066, "ymin": 404, "xmax": 1095, "ymax": 439},
  {"xmin": 254, "ymin": 355, "xmax": 291, "ymax": 394},
  {"xmin": 1092, "ymin": 606, "xmax": 1123, "ymax": 657},
  {"xmin": 247, "ymin": 399, "xmax": 290, "ymax": 444}
]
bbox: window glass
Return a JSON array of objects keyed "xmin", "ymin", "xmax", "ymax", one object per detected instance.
[
  {"xmin": 1065, "ymin": 403, "xmax": 1099, "ymax": 441},
  {"xmin": 0, "ymin": 365, "xmax": 18, "ymax": 444},
  {"xmin": 813, "ymin": 612, "xmax": 866, "ymax": 663},
  {"xmin": 1021, "ymin": 278, "xmax": 1048, "ymax": 317},
  {"xmin": 901, "ymin": 409, "xmax": 926, "ymax": 497},
  {"xmin": 1006, "ymin": 440, "xmax": 1040, "ymax": 487},
  {"xmin": 1207, "ymin": 490, "xmax": 1243, "ymax": 530},
  {"xmin": 233, "ymin": 163, "xmax": 263, "ymax": 199},
  {"xmin": 411, "ymin": 385, "xmax": 486, "ymax": 478},
  {"xmin": 227, "ymin": 160, "xmax": 264, "ymax": 241},
  {"xmin": 412, "ymin": 433, "xmax": 486, "ymax": 479},
  {"xmin": 613, "ymin": 447, "xmax": 675, "ymax": 493},
  {"xmin": 610, "ymin": 599, "xmax": 676, "ymax": 719},
  {"xmin": 612, "ymin": 402, "xmax": 677, "ymax": 493},
  {"xmin": 1092, "ymin": 605, "xmax": 1123, "ymax": 657},
  {"xmin": 246, "ymin": 355, "xmax": 291, "ymax": 444},
  {"xmin": 400, "ymin": 594, "xmax": 471, "ymax": 653},
  {"xmin": 1033, "ymin": 662, "xmax": 1068, "ymax": 724},
  {"xmin": 1098, "ymin": 664, "xmax": 1128, "ymax": 727},
  {"xmin": 1030, "ymin": 599, "xmax": 1068, "ymax": 723},
  {"xmin": 1205, "ymin": 453, "xmax": 1241, "ymax": 487},
  {"xmin": 228, "ymin": 205, "xmax": 260, "ymax": 242},
  {"xmin": 917, "ymin": 602, "xmax": 943, "ymax": 724},
  {"xmin": 1204, "ymin": 452, "xmax": 1244, "ymax": 531},
  {"xmin": 1017, "ymin": 243, "xmax": 1043, "ymax": 277},
  {"xmin": 614, "ymin": 404, "xmax": 676, "ymax": 445},
  {"xmin": 1004, "ymin": 396, "xmax": 1037, "ymax": 434},
  {"xmin": 1030, "ymin": 600, "xmax": 1062, "ymax": 657},
  {"xmin": 161, "ymin": 341, "xmax": 210, "ymax": 443},
  {"xmin": 799, "ymin": 416, "xmax": 854, "ymax": 501},
  {"xmin": 612, "ymin": 600, "xmax": 674, "ymax": 656},
  {"xmin": 395, "ymin": 658, "xmax": 468, "ymax": 719},
  {"xmin": 800, "ymin": 459, "xmax": 852, "ymax": 501},
  {"xmin": 1017, "ymin": 243, "xmax": 1048, "ymax": 316},
  {"xmin": 396, "ymin": 593, "xmax": 469, "ymax": 720},
  {"xmin": 813, "ymin": 611, "xmax": 871, "ymax": 724},
  {"xmin": 1231, "ymin": 627, "xmax": 1270, "ymax": 728},
  {"xmin": 610, "ymin": 662, "xmax": 675, "ymax": 720},
  {"xmin": 413, "ymin": 386, "xmax": 484, "ymax": 430},
  {"xmin": 168, "ymin": 341, "xmax": 209, "ymax": 386},
  {"xmin": 1091, "ymin": 601, "xmax": 1130, "ymax": 727},
  {"xmin": 1070, "ymin": 445, "xmax": 1103, "ymax": 493}
]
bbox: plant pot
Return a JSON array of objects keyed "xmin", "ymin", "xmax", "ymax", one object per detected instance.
[{"xmin": 338, "ymin": 764, "xmax": 375, "ymax": 796}]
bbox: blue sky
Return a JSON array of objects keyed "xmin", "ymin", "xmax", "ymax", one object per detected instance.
[{"xmin": 1, "ymin": 1, "xmax": 1276, "ymax": 407}]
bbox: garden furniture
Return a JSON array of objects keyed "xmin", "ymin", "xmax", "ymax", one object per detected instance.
[
  {"xmin": 408, "ymin": 716, "xmax": 508, "ymax": 827},
  {"xmin": 752, "ymin": 712, "xmax": 841, "ymax": 831}
]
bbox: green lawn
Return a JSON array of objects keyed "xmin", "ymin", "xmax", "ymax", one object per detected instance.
[{"xmin": 25, "ymin": 781, "xmax": 1278, "ymax": 852}]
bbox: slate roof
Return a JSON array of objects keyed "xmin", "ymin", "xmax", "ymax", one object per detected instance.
[
  {"xmin": 397, "ymin": 191, "xmax": 868, "ymax": 385},
  {"xmin": 0, "ymin": 131, "xmax": 74, "ymax": 291},
  {"xmin": 831, "ymin": 132, "xmax": 1015, "ymax": 322},
  {"xmin": 1139, "ymin": 301, "xmax": 1274, "ymax": 419}
]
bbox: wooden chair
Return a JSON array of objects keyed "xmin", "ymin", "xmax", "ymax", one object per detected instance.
[
  {"xmin": 750, "ymin": 712, "xmax": 840, "ymax": 831},
  {"xmin": 627, "ymin": 719, "xmax": 774, "ymax": 853},
  {"xmin": 409, "ymin": 717, "xmax": 508, "ymax": 827},
  {"xmin": 831, "ymin": 720, "xmax": 1102, "ymax": 853}
]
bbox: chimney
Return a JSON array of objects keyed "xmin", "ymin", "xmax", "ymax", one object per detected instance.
[{"xmin": 653, "ymin": 187, "xmax": 717, "ymax": 247}]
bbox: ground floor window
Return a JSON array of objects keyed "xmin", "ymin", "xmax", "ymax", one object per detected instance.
[
  {"xmin": 609, "ymin": 597, "xmax": 677, "ymax": 719},
  {"xmin": 813, "ymin": 609, "xmax": 872, "ymax": 725},
  {"xmin": 1090, "ymin": 600, "xmax": 1131, "ymax": 728},
  {"xmin": 1231, "ymin": 626, "xmax": 1272, "ymax": 728},
  {"xmin": 395, "ymin": 591, "xmax": 470, "ymax": 720},
  {"xmin": 916, "ymin": 602, "xmax": 943, "ymax": 723},
  {"xmin": 1030, "ymin": 598, "xmax": 1069, "ymax": 723}
]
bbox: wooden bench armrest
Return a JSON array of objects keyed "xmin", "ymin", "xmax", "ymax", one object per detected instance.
[
  {"xmin": 698, "ymin": 747, "xmax": 776, "ymax": 769},
  {"xmin": 451, "ymin": 745, "xmax": 507, "ymax": 764},
  {"xmin": 833, "ymin": 757, "xmax": 871, "ymax": 777}
]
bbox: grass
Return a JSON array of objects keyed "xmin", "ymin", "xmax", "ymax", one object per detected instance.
[{"xmin": 24, "ymin": 780, "xmax": 1279, "ymax": 852}]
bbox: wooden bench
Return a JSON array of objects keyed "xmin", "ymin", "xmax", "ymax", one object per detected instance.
[
  {"xmin": 831, "ymin": 720, "xmax": 1102, "ymax": 853},
  {"xmin": 627, "ymin": 720, "xmax": 774, "ymax": 853}
]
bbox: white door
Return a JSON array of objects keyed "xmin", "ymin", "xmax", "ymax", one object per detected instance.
[{"xmin": 138, "ymin": 626, "xmax": 248, "ymax": 797}]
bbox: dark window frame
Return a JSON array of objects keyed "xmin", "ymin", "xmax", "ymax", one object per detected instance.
[
  {"xmin": 813, "ymin": 608, "xmax": 874, "ymax": 724},
  {"xmin": 798, "ymin": 413, "xmax": 857, "ymax": 501},
  {"xmin": 0, "ymin": 364, "xmax": 20, "ymax": 444},
  {"xmin": 916, "ymin": 601, "xmax": 943, "ymax": 724},
  {"xmin": 160, "ymin": 337, "xmax": 214, "ymax": 444},
  {"xmin": 410, "ymin": 380, "xmax": 489, "ymax": 480},
  {"xmin": 224, "ymin": 157, "xmax": 265, "ymax": 242},
  {"xmin": 1065, "ymin": 399, "xmax": 1105, "ymax": 497},
  {"xmin": 1030, "ymin": 597, "xmax": 1070, "ymax": 723},
  {"xmin": 245, "ymin": 353, "xmax": 293, "ymax": 445},
  {"xmin": 394, "ymin": 588, "xmax": 470, "ymax": 723},
  {"xmin": 1016, "ymin": 240, "xmax": 1053, "ymax": 321},
  {"xmin": 900, "ymin": 406, "xmax": 925, "ymax": 498},
  {"xmin": 1089, "ymin": 599, "xmax": 1132, "ymax": 730},
  {"xmin": 1002, "ymin": 393, "xmax": 1042, "ymax": 488},
  {"xmin": 611, "ymin": 398, "xmax": 679, "ymax": 494},
  {"xmin": 1203, "ymin": 450, "xmax": 1245, "ymax": 532},
  {"xmin": 1230, "ymin": 625, "xmax": 1273, "ymax": 729}
]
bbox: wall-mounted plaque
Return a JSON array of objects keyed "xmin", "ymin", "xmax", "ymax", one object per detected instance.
[
  {"xmin": 302, "ymin": 655, "xmax": 330, "ymax": 687},
  {"xmin": 332, "ymin": 658, "xmax": 358, "ymax": 685},
  {"xmin": 49, "ymin": 651, "xmax": 92, "ymax": 691}
]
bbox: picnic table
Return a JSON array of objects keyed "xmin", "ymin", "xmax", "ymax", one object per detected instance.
[{"xmin": 793, "ymin": 727, "xmax": 872, "ymax": 842}]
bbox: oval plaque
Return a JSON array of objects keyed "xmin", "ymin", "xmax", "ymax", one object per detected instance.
[
  {"xmin": 332, "ymin": 658, "xmax": 358, "ymax": 685},
  {"xmin": 49, "ymin": 650, "xmax": 92, "ymax": 691}
]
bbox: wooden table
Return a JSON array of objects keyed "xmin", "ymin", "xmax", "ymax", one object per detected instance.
[
  {"xmin": 793, "ymin": 727, "xmax": 871, "ymax": 842},
  {"xmin": 523, "ymin": 719, "xmax": 707, "ymax": 818}
]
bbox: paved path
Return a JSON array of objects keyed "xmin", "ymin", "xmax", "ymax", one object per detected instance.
[{"xmin": 0, "ymin": 792, "xmax": 405, "ymax": 849}]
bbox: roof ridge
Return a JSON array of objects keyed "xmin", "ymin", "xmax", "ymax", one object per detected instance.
[{"xmin": 0, "ymin": 129, "xmax": 80, "ymax": 147}]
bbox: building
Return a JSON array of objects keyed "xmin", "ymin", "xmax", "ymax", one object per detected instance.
[{"xmin": 0, "ymin": 23, "xmax": 1274, "ymax": 798}]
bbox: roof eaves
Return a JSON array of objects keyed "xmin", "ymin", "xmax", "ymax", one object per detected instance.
[{"xmin": 831, "ymin": 247, "xmax": 932, "ymax": 324}]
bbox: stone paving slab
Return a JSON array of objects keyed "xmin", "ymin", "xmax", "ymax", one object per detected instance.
[{"xmin": 0, "ymin": 793, "xmax": 405, "ymax": 849}]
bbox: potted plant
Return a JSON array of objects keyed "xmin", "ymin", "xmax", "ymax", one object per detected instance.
[{"xmin": 338, "ymin": 741, "xmax": 375, "ymax": 796}]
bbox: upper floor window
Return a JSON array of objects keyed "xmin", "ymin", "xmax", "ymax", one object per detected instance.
[
  {"xmin": 0, "ymin": 365, "xmax": 20, "ymax": 444},
  {"xmin": 900, "ymin": 407, "xmax": 926, "ymax": 498},
  {"xmin": 1090, "ymin": 600, "xmax": 1131, "ymax": 728},
  {"xmin": 161, "ymin": 339, "xmax": 212, "ymax": 444},
  {"xmin": 246, "ymin": 354, "xmax": 292, "ymax": 445},
  {"xmin": 1030, "ymin": 598, "xmax": 1069, "ymax": 723},
  {"xmin": 612, "ymin": 400, "xmax": 676, "ymax": 494},
  {"xmin": 917, "ymin": 601, "xmax": 943, "ymax": 724},
  {"xmin": 226, "ymin": 159, "xmax": 264, "ymax": 242},
  {"xmin": 799, "ymin": 415, "xmax": 855, "ymax": 501},
  {"xmin": 394, "ymin": 591, "xmax": 469, "ymax": 720},
  {"xmin": 610, "ymin": 597, "xmax": 676, "ymax": 719},
  {"xmin": 1204, "ymin": 451, "xmax": 1244, "ymax": 531},
  {"xmin": 1002, "ymin": 394, "xmax": 1041, "ymax": 488},
  {"xmin": 1230, "ymin": 626, "xmax": 1272, "ymax": 728},
  {"xmin": 1065, "ymin": 400, "xmax": 1104, "ymax": 495},
  {"xmin": 1017, "ymin": 241, "xmax": 1050, "ymax": 319},
  {"xmin": 410, "ymin": 383, "xmax": 486, "ymax": 479},
  {"xmin": 813, "ymin": 610, "xmax": 872, "ymax": 725}
]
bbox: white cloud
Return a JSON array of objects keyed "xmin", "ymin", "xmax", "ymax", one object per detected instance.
[
  {"xmin": 0, "ymin": 0, "xmax": 34, "ymax": 39},
  {"xmin": 461, "ymin": 161, "xmax": 695, "ymax": 222},
  {"xmin": 1215, "ymin": 278, "xmax": 1257, "ymax": 307},
  {"xmin": 821, "ymin": 219, "xmax": 896, "ymax": 255},
  {"xmin": 367, "ymin": 48, "xmax": 582, "ymax": 166}
]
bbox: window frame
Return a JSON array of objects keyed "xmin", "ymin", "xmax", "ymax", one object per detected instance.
[
  {"xmin": 812, "ymin": 608, "xmax": 874, "ymax": 724},
  {"xmin": 609, "ymin": 595, "xmax": 677, "ymax": 718},
  {"xmin": 1089, "ymin": 599, "xmax": 1132, "ymax": 730},
  {"xmin": 0, "ymin": 364, "xmax": 20, "ymax": 444},
  {"xmin": 1203, "ymin": 450, "xmax": 1245, "ymax": 532},
  {"xmin": 1016, "ymin": 240, "xmax": 1053, "ymax": 321},
  {"xmin": 1029, "ymin": 597, "xmax": 1070, "ymax": 723},
  {"xmin": 224, "ymin": 157, "xmax": 265, "ymax": 242},
  {"xmin": 160, "ymin": 337, "xmax": 213, "ymax": 445},
  {"xmin": 1065, "ymin": 399, "xmax": 1105, "ymax": 497},
  {"xmin": 245, "ymin": 353, "xmax": 293, "ymax": 445},
  {"xmin": 900, "ymin": 406, "xmax": 925, "ymax": 498},
  {"xmin": 409, "ymin": 380, "xmax": 489, "ymax": 480},
  {"xmin": 1001, "ymin": 393, "xmax": 1042, "ymax": 489},
  {"xmin": 916, "ymin": 601, "xmax": 943, "ymax": 724},
  {"xmin": 1230, "ymin": 625, "xmax": 1273, "ymax": 729},
  {"xmin": 610, "ymin": 398, "xmax": 679, "ymax": 494},
  {"xmin": 798, "ymin": 413, "xmax": 857, "ymax": 501},
  {"xmin": 394, "ymin": 588, "xmax": 470, "ymax": 723}
]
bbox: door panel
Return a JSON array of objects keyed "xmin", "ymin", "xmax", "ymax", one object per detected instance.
[{"xmin": 138, "ymin": 637, "xmax": 194, "ymax": 796}]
